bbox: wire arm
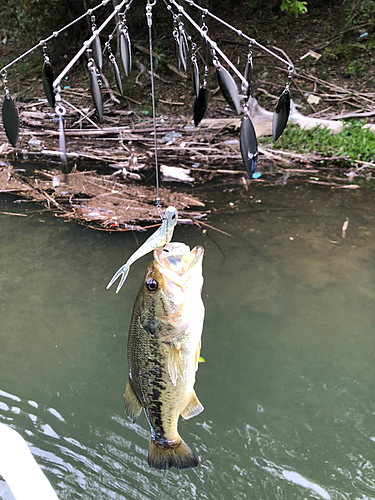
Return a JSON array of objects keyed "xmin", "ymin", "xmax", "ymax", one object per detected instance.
[
  {"xmin": 0, "ymin": 0, "xmax": 112, "ymax": 75},
  {"xmin": 53, "ymin": 0, "xmax": 130, "ymax": 90},
  {"xmin": 184, "ymin": 0, "xmax": 294, "ymax": 72},
  {"xmin": 168, "ymin": 0, "xmax": 249, "ymax": 88}
]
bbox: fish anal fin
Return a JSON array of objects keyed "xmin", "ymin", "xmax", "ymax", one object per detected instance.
[
  {"xmin": 148, "ymin": 438, "xmax": 198, "ymax": 470},
  {"xmin": 181, "ymin": 391, "xmax": 204, "ymax": 420},
  {"xmin": 168, "ymin": 345, "xmax": 183, "ymax": 386},
  {"xmin": 124, "ymin": 377, "xmax": 143, "ymax": 423}
]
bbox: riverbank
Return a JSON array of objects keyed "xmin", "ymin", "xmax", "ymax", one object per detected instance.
[{"xmin": 0, "ymin": 1, "xmax": 374, "ymax": 230}]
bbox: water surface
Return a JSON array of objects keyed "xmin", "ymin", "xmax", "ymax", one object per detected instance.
[{"xmin": 0, "ymin": 182, "xmax": 374, "ymax": 500}]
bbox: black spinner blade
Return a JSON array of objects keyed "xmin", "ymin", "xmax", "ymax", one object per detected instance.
[
  {"xmin": 119, "ymin": 28, "xmax": 132, "ymax": 77},
  {"xmin": 89, "ymin": 70, "xmax": 104, "ymax": 121},
  {"xmin": 272, "ymin": 88, "xmax": 290, "ymax": 141},
  {"xmin": 216, "ymin": 64, "xmax": 241, "ymax": 115},
  {"xmin": 2, "ymin": 94, "xmax": 19, "ymax": 147},
  {"xmin": 42, "ymin": 60, "xmax": 55, "ymax": 108},
  {"xmin": 203, "ymin": 37, "xmax": 211, "ymax": 67},
  {"xmin": 193, "ymin": 86, "xmax": 209, "ymax": 127},
  {"xmin": 240, "ymin": 111, "xmax": 258, "ymax": 177}
]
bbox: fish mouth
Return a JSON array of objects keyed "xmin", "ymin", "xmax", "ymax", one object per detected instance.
[{"xmin": 154, "ymin": 243, "xmax": 204, "ymax": 287}]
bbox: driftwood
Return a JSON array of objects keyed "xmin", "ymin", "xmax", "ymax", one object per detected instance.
[
  {"xmin": 0, "ymin": 167, "xmax": 207, "ymax": 231},
  {"xmin": 0, "ymin": 72, "xmax": 374, "ymax": 226}
]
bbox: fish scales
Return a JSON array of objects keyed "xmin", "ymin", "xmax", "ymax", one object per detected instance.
[{"xmin": 124, "ymin": 243, "xmax": 205, "ymax": 470}]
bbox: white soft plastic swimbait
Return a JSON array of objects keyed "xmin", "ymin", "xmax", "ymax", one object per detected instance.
[{"xmin": 107, "ymin": 206, "xmax": 178, "ymax": 293}]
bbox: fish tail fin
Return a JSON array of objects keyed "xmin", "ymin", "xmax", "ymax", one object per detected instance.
[{"xmin": 148, "ymin": 437, "xmax": 198, "ymax": 471}]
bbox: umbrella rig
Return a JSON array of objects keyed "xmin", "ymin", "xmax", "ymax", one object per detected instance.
[{"xmin": 0, "ymin": 0, "xmax": 294, "ymax": 180}]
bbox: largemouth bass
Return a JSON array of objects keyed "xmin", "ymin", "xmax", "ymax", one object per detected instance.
[{"xmin": 124, "ymin": 242, "xmax": 205, "ymax": 470}]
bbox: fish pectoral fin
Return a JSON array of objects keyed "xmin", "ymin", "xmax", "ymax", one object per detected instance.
[
  {"xmin": 181, "ymin": 391, "xmax": 204, "ymax": 420},
  {"xmin": 124, "ymin": 377, "xmax": 143, "ymax": 423},
  {"xmin": 168, "ymin": 345, "xmax": 183, "ymax": 386}
]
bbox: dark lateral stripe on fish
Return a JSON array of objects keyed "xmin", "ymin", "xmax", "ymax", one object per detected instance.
[{"xmin": 148, "ymin": 405, "xmax": 165, "ymax": 439}]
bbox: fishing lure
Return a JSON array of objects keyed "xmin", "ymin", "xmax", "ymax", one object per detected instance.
[
  {"xmin": 172, "ymin": 18, "xmax": 181, "ymax": 72},
  {"xmin": 201, "ymin": 11, "xmax": 211, "ymax": 67},
  {"xmin": 273, "ymin": 88, "xmax": 290, "ymax": 142},
  {"xmin": 105, "ymin": 39, "xmax": 124, "ymax": 96},
  {"xmin": 107, "ymin": 206, "xmax": 178, "ymax": 294},
  {"xmin": 193, "ymin": 55, "xmax": 208, "ymax": 127},
  {"xmin": 87, "ymin": 50, "xmax": 104, "ymax": 121},
  {"xmin": 54, "ymin": 88, "xmax": 67, "ymax": 165},
  {"xmin": 119, "ymin": 16, "xmax": 132, "ymax": 77},
  {"xmin": 1, "ymin": 72, "xmax": 19, "ymax": 147},
  {"xmin": 192, "ymin": 54, "xmax": 200, "ymax": 98},
  {"xmin": 273, "ymin": 67, "xmax": 293, "ymax": 141},
  {"xmin": 178, "ymin": 20, "xmax": 189, "ymax": 74},
  {"xmin": 240, "ymin": 110, "xmax": 258, "ymax": 177},
  {"xmin": 213, "ymin": 57, "xmax": 241, "ymax": 116},
  {"xmin": 55, "ymin": 85, "xmax": 68, "ymax": 165},
  {"xmin": 192, "ymin": 14, "xmax": 210, "ymax": 127},
  {"xmin": 110, "ymin": 54, "xmax": 124, "ymax": 96},
  {"xmin": 58, "ymin": 114, "xmax": 67, "ymax": 165},
  {"xmin": 42, "ymin": 47, "xmax": 55, "ymax": 108},
  {"xmin": 243, "ymin": 44, "xmax": 253, "ymax": 100},
  {"xmin": 193, "ymin": 85, "xmax": 208, "ymax": 127},
  {"xmin": 91, "ymin": 15, "xmax": 103, "ymax": 73},
  {"xmin": 190, "ymin": 42, "xmax": 199, "ymax": 98}
]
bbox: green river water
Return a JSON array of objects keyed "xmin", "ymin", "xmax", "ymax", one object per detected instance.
[{"xmin": 0, "ymin": 179, "xmax": 374, "ymax": 499}]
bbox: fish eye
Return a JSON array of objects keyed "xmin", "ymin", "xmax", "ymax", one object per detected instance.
[{"xmin": 145, "ymin": 278, "xmax": 158, "ymax": 292}]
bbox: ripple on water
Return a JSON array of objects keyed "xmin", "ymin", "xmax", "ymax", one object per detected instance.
[{"xmin": 1, "ymin": 187, "xmax": 375, "ymax": 499}]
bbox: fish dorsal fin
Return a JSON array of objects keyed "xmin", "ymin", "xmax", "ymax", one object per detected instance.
[
  {"xmin": 124, "ymin": 377, "xmax": 143, "ymax": 423},
  {"xmin": 168, "ymin": 345, "xmax": 183, "ymax": 386},
  {"xmin": 181, "ymin": 391, "xmax": 204, "ymax": 420}
]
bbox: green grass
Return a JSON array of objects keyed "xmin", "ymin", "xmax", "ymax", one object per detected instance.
[{"xmin": 260, "ymin": 120, "xmax": 375, "ymax": 164}]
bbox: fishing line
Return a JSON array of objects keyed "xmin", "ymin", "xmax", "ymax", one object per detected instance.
[{"xmin": 146, "ymin": 0, "xmax": 162, "ymax": 217}]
